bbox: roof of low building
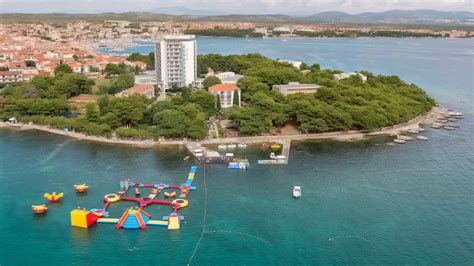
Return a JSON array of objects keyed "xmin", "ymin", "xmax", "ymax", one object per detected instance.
[
  {"xmin": 208, "ymin": 84, "xmax": 240, "ymax": 92},
  {"xmin": 0, "ymin": 71, "xmax": 22, "ymax": 76},
  {"xmin": 123, "ymin": 84, "xmax": 154, "ymax": 94}
]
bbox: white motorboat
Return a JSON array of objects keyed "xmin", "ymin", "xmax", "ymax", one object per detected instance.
[
  {"xmin": 227, "ymin": 144, "xmax": 237, "ymax": 150},
  {"xmin": 293, "ymin": 186, "xmax": 301, "ymax": 198},
  {"xmin": 237, "ymin": 143, "xmax": 247, "ymax": 149},
  {"xmin": 218, "ymin": 144, "xmax": 227, "ymax": 150}
]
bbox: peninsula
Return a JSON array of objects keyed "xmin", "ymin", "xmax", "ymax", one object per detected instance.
[{"xmin": 0, "ymin": 53, "xmax": 436, "ymax": 145}]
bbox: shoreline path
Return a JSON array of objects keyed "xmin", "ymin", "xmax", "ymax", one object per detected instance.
[{"xmin": 0, "ymin": 107, "xmax": 443, "ymax": 147}]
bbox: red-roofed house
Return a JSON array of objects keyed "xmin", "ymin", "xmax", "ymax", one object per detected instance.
[
  {"xmin": 208, "ymin": 84, "xmax": 241, "ymax": 108},
  {"xmin": 115, "ymin": 84, "xmax": 155, "ymax": 99},
  {"xmin": 0, "ymin": 71, "xmax": 24, "ymax": 83},
  {"xmin": 130, "ymin": 61, "xmax": 147, "ymax": 71},
  {"xmin": 66, "ymin": 61, "xmax": 82, "ymax": 73}
]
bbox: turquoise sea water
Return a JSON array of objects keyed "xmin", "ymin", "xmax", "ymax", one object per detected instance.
[{"xmin": 1, "ymin": 38, "xmax": 473, "ymax": 265}]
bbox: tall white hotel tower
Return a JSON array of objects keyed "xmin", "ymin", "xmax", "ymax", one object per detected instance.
[{"xmin": 154, "ymin": 35, "xmax": 197, "ymax": 91}]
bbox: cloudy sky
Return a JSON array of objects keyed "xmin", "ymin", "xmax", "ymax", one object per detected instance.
[{"xmin": 0, "ymin": 0, "xmax": 472, "ymax": 14}]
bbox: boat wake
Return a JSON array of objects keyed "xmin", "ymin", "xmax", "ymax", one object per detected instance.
[{"xmin": 41, "ymin": 140, "xmax": 69, "ymax": 164}]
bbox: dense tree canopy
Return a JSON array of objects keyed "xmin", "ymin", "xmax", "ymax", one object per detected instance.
[
  {"xmin": 54, "ymin": 63, "xmax": 73, "ymax": 76},
  {"xmin": 199, "ymin": 53, "xmax": 435, "ymax": 135},
  {"xmin": 202, "ymin": 76, "xmax": 221, "ymax": 89}
]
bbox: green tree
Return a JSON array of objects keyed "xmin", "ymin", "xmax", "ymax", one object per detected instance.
[
  {"xmin": 54, "ymin": 64, "xmax": 73, "ymax": 76},
  {"xmin": 25, "ymin": 60, "xmax": 36, "ymax": 67},
  {"xmin": 189, "ymin": 90, "xmax": 216, "ymax": 117},
  {"xmin": 85, "ymin": 103, "xmax": 99, "ymax": 122},
  {"xmin": 52, "ymin": 73, "xmax": 93, "ymax": 98},
  {"xmin": 300, "ymin": 62, "xmax": 309, "ymax": 70},
  {"xmin": 107, "ymin": 95, "xmax": 147, "ymax": 127},
  {"xmin": 153, "ymin": 109, "xmax": 187, "ymax": 137},
  {"xmin": 202, "ymin": 76, "xmax": 221, "ymax": 90}
]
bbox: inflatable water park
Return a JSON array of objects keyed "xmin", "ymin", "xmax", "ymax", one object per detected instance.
[
  {"xmin": 31, "ymin": 166, "xmax": 197, "ymax": 231},
  {"xmin": 70, "ymin": 166, "xmax": 197, "ymax": 230}
]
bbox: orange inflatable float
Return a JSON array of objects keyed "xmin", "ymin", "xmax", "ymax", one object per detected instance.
[
  {"xmin": 32, "ymin": 204, "xmax": 48, "ymax": 214},
  {"xmin": 74, "ymin": 184, "xmax": 89, "ymax": 193}
]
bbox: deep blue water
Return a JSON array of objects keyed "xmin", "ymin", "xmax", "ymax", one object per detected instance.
[{"xmin": 1, "ymin": 38, "xmax": 473, "ymax": 265}]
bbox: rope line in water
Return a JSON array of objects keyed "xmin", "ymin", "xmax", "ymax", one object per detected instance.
[{"xmin": 187, "ymin": 164, "xmax": 207, "ymax": 265}]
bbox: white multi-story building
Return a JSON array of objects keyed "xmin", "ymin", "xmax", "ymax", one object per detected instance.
[{"xmin": 154, "ymin": 35, "xmax": 197, "ymax": 91}]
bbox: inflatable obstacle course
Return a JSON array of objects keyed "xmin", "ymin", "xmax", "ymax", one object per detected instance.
[{"xmin": 71, "ymin": 166, "xmax": 197, "ymax": 231}]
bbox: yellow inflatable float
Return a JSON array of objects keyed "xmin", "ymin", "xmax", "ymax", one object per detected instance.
[
  {"xmin": 172, "ymin": 198, "xmax": 188, "ymax": 208},
  {"xmin": 103, "ymin": 193, "xmax": 120, "ymax": 203},
  {"xmin": 164, "ymin": 191, "xmax": 176, "ymax": 198},
  {"xmin": 44, "ymin": 192, "xmax": 63, "ymax": 203}
]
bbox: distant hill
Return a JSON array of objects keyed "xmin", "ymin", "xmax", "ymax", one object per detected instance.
[
  {"xmin": 149, "ymin": 7, "xmax": 229, "ymax": 16},
  {"xmin": 302, "ymin": 10, "xmax": 474, "ymax": 24},
  {"xmin": 1, "ymin": 9, "xmax": 473, "ymax": 26}
]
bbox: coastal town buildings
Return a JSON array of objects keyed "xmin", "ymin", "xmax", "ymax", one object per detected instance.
[
  {"xmin": 154, "ymin": 35, "xmax": 197, "ymax": 91},
  {"xmin": 0, "ymin": 71, "xmax": 24, "ymax": 83},
  {"xmin": 272, "ymin": 82, "xmax": 321, "ymax": 95},
  {"xmin": 208, "ymin": 84, "xmax": 241, "ymax": 108}
]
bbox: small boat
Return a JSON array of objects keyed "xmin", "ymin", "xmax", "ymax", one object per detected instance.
[
  {"xmin": 417, "ymin": 128, "xmax": 426, "ymax": 132},
  {"xmin": 237, "ymin": 143, "xmax": 247, "ymax": 149},
  {"xmin": 393, "ymin": 139, "xmax": 406, "ymax": 144},
  {"xmin": 430, "ymin": 123, "xmax": 442, "ymax": 129},
  {"xmin": 443, "ymin": 125, "xmax": 456, "ymax": 130},
  {"xmin": 227, "ymin": 144, "xmax": 237, "ymax": 150},
  {"xmin": 164, "ymin": 191, "xmax": 176, "ymax": 198},
  {"xmin": 228, "ymin": 159, "xmax": 250, "ymax": 170},
  {"xmin": 134, "ymin": 188, "xmax": 140, "ymax": 195},
  {"xmin": 407, "ymin": 129, "xmax": 419, "ymax": 134},
  {"xmin": 397, "ymin": 135, "xmax": 413, "ymax": 141},
  {"xmin": 271, "ymin": 143, "xmax": 282, "ymax": 150},
  {"xmin": 74, "ymin": 184, "xmax": 89, "ymax": 193},
  {"xmin": 218, "ymin": 144, "xmax": 227, "ymax": 150},
  {"xmin": 416, "ymin": 136, "xmax": 428, "ymax": 140},
  {"xmin": 184, "ymin": 156, "xmax": 190, "ymax": 161},
  {"xmin": 293, "ymin": 186, "xmax": 301, "ymax": 198},
  {"xmin": 43, "ymin": 192, "xmax": 63, "ymax": 203},
  {"xmin": 32, "ymin": 204, "xmax": 48, "ymax": 214},
  {"xmin": 260, "ymin": 143, "xmax": 269, "ymax": 150}
]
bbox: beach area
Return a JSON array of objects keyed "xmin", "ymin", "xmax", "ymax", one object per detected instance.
[{"xmin": 0, "ymin": 106, "xmax": 447, "ymax": 147}]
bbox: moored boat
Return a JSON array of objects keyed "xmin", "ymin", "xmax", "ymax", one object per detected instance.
[
  {"xmin": 237, "ymin": 143, "xmax": 247, "ymax": 149},
  {"xmin": 227, "ymin": 144, "xmax": 237, "ymax": 150},
  {"xmin": 393, "ymin": 139, "xmax": 406, "ymax": 144},
  {"xmin": 228, "ymin": 159, "xmax": 250, "ymax": 170},
  {"xmin": 218, "ymin": 144, "xmax": 227, "ymax": 150},
  {"xmin": 271, "ymin": 143, "xmax": 282, "ymax": 150},
  {"xmin": 293, "ymin": 186, "xmax": 301, "ymax": 198},
  {"xmin": 416, "ymin": 136, "xmax": 428, "ymax": 140}
]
